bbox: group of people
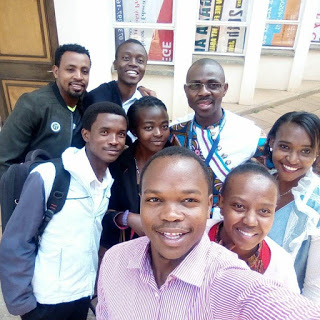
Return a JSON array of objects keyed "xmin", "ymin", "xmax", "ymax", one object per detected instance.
[{"xmin": 0, "ymin": 41, "xmax": 319, "ymax": 320}]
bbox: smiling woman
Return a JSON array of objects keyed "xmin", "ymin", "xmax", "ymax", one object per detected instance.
[
  {"xmin": 265, "ymin": 111, "xmax": 320, "ymax": 303},
  {"xmin": 100, "ymin": 96, "xmax": 171, "ymax": 250},
  {"xmin": 207, "ymin": 161, "xmax": 300, "ymax": 293}
]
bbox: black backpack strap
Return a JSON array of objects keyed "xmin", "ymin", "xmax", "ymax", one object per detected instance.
[
  {"xmin": 25, "ymin": 149, "xmax": 52, "ymax": 162},
  {"xmin": 37, "ymin": 158, "xmax": 71, "ymax": 239}
]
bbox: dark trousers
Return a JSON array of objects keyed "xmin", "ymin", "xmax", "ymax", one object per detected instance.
[{"xmin": 21, "ymin": 296, "xmax": 91, "ymax": 320}]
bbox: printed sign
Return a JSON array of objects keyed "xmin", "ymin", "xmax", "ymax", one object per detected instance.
[
  {"xmin": 312, "ymin": 11, "xmax": 320, "ymax": 43},
  {"xmin": 195, "ymin": 0, "xmax": 248, "ymax": 54},
  {"xmin": 263, "ymin": 0, "xmax": 301, "ymax": 47},
  {"xmin": 115, "ymin": 0, "xmax": 174, "ymax": 62}
]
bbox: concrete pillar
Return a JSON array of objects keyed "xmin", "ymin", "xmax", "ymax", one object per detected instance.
[{"xmin": 239, "ymin": 0, "xmax": 269, "ymax": 105}]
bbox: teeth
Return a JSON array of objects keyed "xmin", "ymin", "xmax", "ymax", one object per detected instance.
[
  {"xmin": 238, "ymin": 229, "xmax": 255, "ymax": 237},
  {"xmin": 283, "ymin": 164, "xmax": 298, "ymax": 172},
  {"xmin": 162, "ymin": 232, "xmax": 183, "ymax": 239},
  {"xmin": 127, "ymin": 71, "xmax": 137, "ymax": 75}
]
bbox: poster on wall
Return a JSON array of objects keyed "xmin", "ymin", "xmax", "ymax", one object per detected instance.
[
  {"xmin": 115, "ymin": 0, "xmax": 174, "ymax": 62},
  {"xmin": 312, "ymin": 11, "xmax": 320, "ymax": 43},
  {"xmin": 195, "ymin": 0, "xmax": 248, "ymax": 54},
  {"xmin": 262, "ymin": 0, "xmax": 301, "ymax": 47}
]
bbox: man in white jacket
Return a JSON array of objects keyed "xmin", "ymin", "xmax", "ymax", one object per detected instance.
[
  {"xmin": 170, "ymin": 58, "xmax": 265, "ymax": 207},
  {"xmin": 0, "ymin": 101, "xmax": 128, "ymax": 320}
]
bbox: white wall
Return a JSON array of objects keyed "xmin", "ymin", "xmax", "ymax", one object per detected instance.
[
  {"xmin": 303, "ymin": 50, "xmax": 320, "ymax": 80},
  {"xmin": 223, "ymin": 63, "xmax": 243, "ymax": 103},
  {"xmin": 53, "ymin": 0, "xmax": 114, "ymax": 91},
  {"xmin": 53, "ymin": 0, "xmax": 319, "ymax": 118},
  {"xmin": 256, "ymin": 55, "xmax": 293, "ymax": 90}
]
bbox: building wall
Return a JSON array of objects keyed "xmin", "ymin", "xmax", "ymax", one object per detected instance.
[
  {"xmin": 304, "ymin": 49, "xmax": 320, "ymax": 80},
  {"xmin": 256, "ymin": 55, "xmax": 293, "ymax": 90},
  {"xmin": 53, "ymin": 0, "xmax": 320, "ymax": 120}
]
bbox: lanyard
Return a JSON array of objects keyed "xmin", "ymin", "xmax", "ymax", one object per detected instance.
[{"xmin": 187, "ymin": 111, "xmax": 226, "ymax": 166}]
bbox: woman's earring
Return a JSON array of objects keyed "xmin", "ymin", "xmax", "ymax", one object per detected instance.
[{"xmin": 269, "ymin": 147, "xmax": 273, "ymax": 152}]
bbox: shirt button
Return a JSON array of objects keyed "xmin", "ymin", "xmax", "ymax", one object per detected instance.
[{"xmin": 154, "ymin": 292, "xmax": 159, "ymax": 298}]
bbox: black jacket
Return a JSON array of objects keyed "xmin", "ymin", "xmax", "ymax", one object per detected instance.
[
  {"xmin": 0, "ymin": 82, "xmax": 84, "ymax": 178},
  {"xmin": 83, "ymin": 80, "xmax": 122, "ymax": 110},
  {"xmin": 100, "ymin": 142, "xmax": 140, "ymax": 248}
]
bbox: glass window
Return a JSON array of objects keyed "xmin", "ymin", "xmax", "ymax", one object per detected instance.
[
  {"xmin": 114, "ymin": 0, "xmax": 174, "ymax": 64},
  {"xmin": 194, "ymin": 0, "xmax": 249, "ymax": 55},
  {"xmin": 263, "ymin": 0, "xmax": 302, "ymax": 48}
]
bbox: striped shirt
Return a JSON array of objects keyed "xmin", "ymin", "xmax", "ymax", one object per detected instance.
[{"xmin": 96, "ymin": 235, "xmax": 320, "ymax": 320}]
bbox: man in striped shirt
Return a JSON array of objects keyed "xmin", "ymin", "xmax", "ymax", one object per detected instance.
[{"xmin": 97, "ymin": 147, "xmax": 320, "ymax": 320}]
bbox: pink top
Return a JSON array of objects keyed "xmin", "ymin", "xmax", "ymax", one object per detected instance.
[{"xmin": 97, "ymin": 235, "xmax": 320, "ymax": 320}]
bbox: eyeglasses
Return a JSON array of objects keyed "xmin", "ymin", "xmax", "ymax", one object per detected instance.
[{"xmin": 185, "ymin": 82, "xmax": 225, "ymax": 91}]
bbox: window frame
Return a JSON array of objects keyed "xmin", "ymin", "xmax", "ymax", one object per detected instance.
[
  {"xmin": 112, "ymin": 0, "xmax": 176, "ymax": 65},
  {"xmin": 194, "ymin": 0, "xmax": 253, "ymax": 57},
  {"xmin": 262, "ymin": 0, "xmax": 305, "ymax": 50}
]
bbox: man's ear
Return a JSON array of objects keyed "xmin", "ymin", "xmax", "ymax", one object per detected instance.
[
  {"xmin": 184, "ymin": 84, "xmax": 188, "ymax": 95},
  {"xmin": 113, "ymin": 60, "xmax": 118, "ymax": 71},
  {"xmin": 52, "ymin": 65, "xmax": 58, "ymax": 80},
  {"xmin": 81, "ymin": 128, "xmax": 90, "ymax": 143},
  {"xmin": 222, "ymin": 82, "xmax": 228, "ymax": 97},
  {"xmin": 207, "ymin": 194, "xmax": 213, "ymax": 219}
]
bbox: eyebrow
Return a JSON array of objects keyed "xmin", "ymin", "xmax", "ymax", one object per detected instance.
[
  {"xmin": 278, "ymin": 140, "xmax": 312, "ymax": 147},
  {"xmin": 189, "ymin": 78, "xmax": 221, "ymax": 83},
  {"xmin": 122, "ymin": 51, "xmax": 145, "ymax": 57},
  {"xmin": 229, "ymin": 196, "xmax": 276, "ymax": 206},
  {"xmin": 143, "ymin": 189, "xmax": 202, "ymax": 195},
  {"xmin": 142, "ymin": 120, "xmax": 169, "ymax": 124},
  {"xmin": 142, "ymin": 120, "xmax": 155, "ymax": 124},
  {"xmin": 99, "ymin": 126, "xmax": 126, "ymax": 132}
]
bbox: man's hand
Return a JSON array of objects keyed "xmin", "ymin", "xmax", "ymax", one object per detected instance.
[
  {"xmin": 138, "ymin": 86, "xmax": 157, "ymax": 97},
  {"xmin": 115, "ymin": 212, "xmax": 145, "ymax": 236},
  {"xmin": 127, "ymin": 212, "xmax": 145, "ymax": 236}
]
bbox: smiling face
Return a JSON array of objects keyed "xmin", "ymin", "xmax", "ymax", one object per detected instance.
[
  {"xmin": 53, "ymin": 51, "xmax": 90, "ymax": 106},
  {"xmin": 269, "ymin": 122, "xmax": 317, "ymax": 184},
  {"xmin": 134, "ymin": 106, "xmax": 169, "ymax": 154},
  {"xmin": 114, "ymin": 42, "xmax": 147, "ymax": 87},
  {"xmin": 82, "ymin": 113, "xmax": 127, "ymax": 169},
  {"xmin": 184, "ymin": 62, "xmax": 228, "ymax": 127},
  {"xmin": 141, "ymin": 156, "xmax": 213, "ymax": 271},
  {"xmin": 219, "ymin": 173, "xmax": 278, "ymax": 260}
]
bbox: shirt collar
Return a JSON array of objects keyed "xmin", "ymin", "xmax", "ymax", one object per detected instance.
[
  {"xmin": 63, "ymin": 147, "xmax": 112, "ymax": 190},
  {"xmin": 193, "ymin": 108, "xmax": 225, "ymax": 130},
  {"xmin": 122, "ymin": 89, "xmax": 143, "ymax": 113},
  {"xmin": 127, "ymin": 235, "xmax": 211, "ymax": 288},
  {"xmin": 170, "ymin": 235, "xmax": 210, "ymax": 287}
]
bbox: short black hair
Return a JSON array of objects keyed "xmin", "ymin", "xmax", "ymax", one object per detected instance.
[
  {"xmin": 54, "ymin": 44, "xmax": 91, "ymax": 67},
  {"xmin": 140, "ymin": 146, "xmax": 212, "ymax": 194},
  {"xmin": 221, "ymin": 161, "xmax": 278, "ymax": 197},
  {"xmin": 265, "ymin": 111, "xmax": 320, "ymax": 159},
  {"xmin": 82, "ymin": 102, "xmax": 128, "ymax": 131},
  {"xmin": 115, "ymin": 39, "xmax": 147, "ymax": 60},
  {"xmin": 127, "ymin": 96, "xmax": 167, "ymax": 132}
]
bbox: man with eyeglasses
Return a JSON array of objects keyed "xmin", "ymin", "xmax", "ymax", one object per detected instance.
[{"xmin": 170, "ymin": 58, "xmax": 265, "ymax": 207}]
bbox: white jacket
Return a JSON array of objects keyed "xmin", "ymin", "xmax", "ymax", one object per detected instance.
[{"xmin": 32, "ymin": 147, "xmax": 113, "ymax": 304}]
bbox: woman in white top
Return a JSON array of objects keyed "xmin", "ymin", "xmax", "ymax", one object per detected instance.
[
  {"xmin": 207, "ymin": 161, "xmax": 299, "ymax": 293},
  {"xmin": 266, "ymin": 111, "xmax": 320, "ymax": 302}
]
